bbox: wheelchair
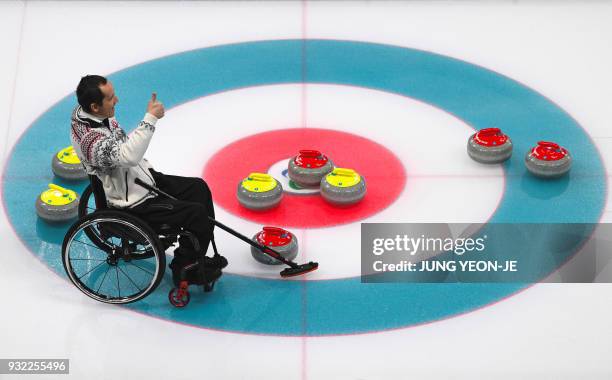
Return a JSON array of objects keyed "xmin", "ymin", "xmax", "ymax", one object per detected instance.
[{"xmin": 61, "ymin": 176, "xmax": 221, "ymax": 307}]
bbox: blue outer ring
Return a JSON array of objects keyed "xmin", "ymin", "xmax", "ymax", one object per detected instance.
[{"xmin": 2, "ymin": 40, "xmax": 606, "ymax": 335}]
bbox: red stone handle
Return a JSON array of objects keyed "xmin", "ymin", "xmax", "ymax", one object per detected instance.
[
  {"xmin": 537, "ymin": 141, "xmax": 560, "ymax": 150},
  {"xmin": 263, "ymin": 226, "xmax": 288, "ymax": 236},
  {"xmin": 478, "ymin": 127, "xmax": 501, "ymax": 136},
  {"xmin": 299, "ymin": 149, "xmax": 322, "ymax": 158}
]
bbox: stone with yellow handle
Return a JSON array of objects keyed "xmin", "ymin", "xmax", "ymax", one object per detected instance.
[
  {"xmin": 236, "ymin": 173, "xmax": 283, "ymax": 210},
  {"xmin": 35, "ymin": 183, "xmax": 80, "ymax": 222},
  {"xmin": 51, "ymin": 145, "xmax": 88, "ymax": 180},
  {"xmin": 320, "ymin": 168, "xmax": 366, "ymax": 206}
]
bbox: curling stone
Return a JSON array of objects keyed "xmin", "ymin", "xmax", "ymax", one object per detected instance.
[
  {"xmin": 51, "ymin": 146, "xmax": 88, "ymax": 180},
  {"xmin": 320, "ymin": 168, "xmax": 366, "ymax": 206},
  {"xmin": 288, "ymin": 149, "xmax": 334, "ymax": 187},
  {"xmin": 467, "ymin": 128, "xmax": 513, "ymax": 164},
  {"xmin": 525, "ymin": 141, "xmax": 571, "ymax": 178},
  {"xmin": 35, "ymin": 184, "xmax": 79, "ymax": 223},
  {"xmin": 251, "ymin": 226, "xmax": 298, "ymax": 265},
  {"xmin": 237, "ymin": 173, "xmax": 283, "ymax": 210}
]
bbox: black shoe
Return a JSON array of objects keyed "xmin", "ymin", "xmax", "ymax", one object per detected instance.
[
  {"xmin": 195, "ymin": 258, "xmax": 223, "ymax": 285},
  {"xmin": 170, "ymin": 258, "xmax": 223, "ymax": 288},
  {"xmin": 208, "ymin": 254, "xmax": 228, "ymax": 269},
  {"xmin": 173, "ymin": 247, "xmax": 199, "ymax": 262},
  {"xmin": 169, "ymin": 256, "xmax": 197, "ymax": 287}
]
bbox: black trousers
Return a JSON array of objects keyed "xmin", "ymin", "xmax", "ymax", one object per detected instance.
[{"xmin": 129, "ymin": 169, "xmax": 215, "ymax": 263}]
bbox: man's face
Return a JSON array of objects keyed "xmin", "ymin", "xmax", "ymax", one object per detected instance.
[{"xmin": 91, "ymin": 81, "xmax": 119, "ymax": 119}]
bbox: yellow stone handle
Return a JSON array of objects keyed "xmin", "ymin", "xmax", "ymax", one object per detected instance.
[
  {"xmin": 332, "ymin": 168, "xmax": 357, "ymax": 177},
  {"xmin": 48, "ymin": 183, "xmax": 71, "ymax": 195},
  {"xmin": 248, "ymin": 173, "xmax": 274, "ymax": 182}
]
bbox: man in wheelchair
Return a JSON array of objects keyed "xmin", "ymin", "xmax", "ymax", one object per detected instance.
[{"xmin": 70, "ymin": 75, "xmax": 227, "ymax": 289}]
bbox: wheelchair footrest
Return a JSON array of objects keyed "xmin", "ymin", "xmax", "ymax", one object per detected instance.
[{"xmin": 169, "ymin": 255, "xmax": 226, "ymax": 304}]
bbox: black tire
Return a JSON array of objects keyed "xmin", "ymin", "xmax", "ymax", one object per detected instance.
[
  {"xmin": 62, "ymin": 210, "xmax": 166, "ymax": 304},
  {"xmin": 78, "ymin": 185, "xmax": 110, "ymax": 251},
  {"xmin": 78, "ymin": 185, "xmax": 95, "ymax": 219}
]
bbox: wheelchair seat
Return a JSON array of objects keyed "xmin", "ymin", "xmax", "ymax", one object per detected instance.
[
  {"xmin": 81, "ymin": 175, "xmax": 163, "ymax": 244},
  {"xmin": 84, "ymin": 175, "xmax": 194, "ymax": 247}
]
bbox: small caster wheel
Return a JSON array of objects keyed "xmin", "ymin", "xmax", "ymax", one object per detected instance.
[{"xmin": 169, "ymin": 281, "xmax": 190, "ymax": 307}]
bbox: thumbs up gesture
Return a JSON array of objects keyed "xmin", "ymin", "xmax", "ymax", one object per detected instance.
[{"xmin": 146, "ymin": 92, "xmax": 165, "ymax": 119}]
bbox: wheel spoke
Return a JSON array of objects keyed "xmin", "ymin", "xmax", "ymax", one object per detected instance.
[
  {"xmin": 141, "ymin": 243, "xmax": 153, "ymax": 251},
  {"xmin": 96, "ymin": 266, "xmax": 112, "ymax": 294},
  {"xmin": 117, "ymin": 266, "xmax": 143, "ymax": 292},
  {"xmin": 73, "ymin": 238, "xmax": 108, "ymax": 251},
  {"xmin": 76, "ymin": 260, "xmax": 107, "ymax": 280},
  {"xmin": 126, "ymin": 261, "xmax": 155, "ymax": 276},
  {"xmin": 115, "ymin": 266, "xmax": 121, "ymax": 297},
  {"xmin": 70, "ymin": 258, "xmax": 106, "ymax": 261},
  {"xmin": 108, "ymin": 236, "xmax": 119, "ymax": 248}
]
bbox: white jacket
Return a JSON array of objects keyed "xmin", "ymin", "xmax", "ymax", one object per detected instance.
[{"xmin": 70, "ymin": 106, "xmax": 158, "ymax": 208}]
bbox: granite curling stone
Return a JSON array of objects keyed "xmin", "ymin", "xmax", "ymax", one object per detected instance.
[
  {"xmin": 251, "ymin": 226, "xmax": 298, "ymax": 265},
  {"xmin": 525, "ymin": 141, "xmax": 571, "ymax": 178},
  {"xmin": 51, "ymin": 146, "xmax": 88, "ymax": 180},
  {"xmin": 467, "ymin": 128, "xmax": 513, "ymax": 164},
  {"xmin": 288, "ymin": 149, "xmax": 334, "ymax": 188},
  {"xmin": 320, "ymin": 168, "xmax": 366, "ymax": 206},
  {"xmin": 237, "ymin": 173, "xmax": 283, "ymax": 210},
  {"xmin": 35, "ymin": 184, "xmax": 79, "ymax": 223}
]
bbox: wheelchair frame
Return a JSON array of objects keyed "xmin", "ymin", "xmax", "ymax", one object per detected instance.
[{"xmin": 61, "ymin": 175, "xmax": 218, "ymax": 307}]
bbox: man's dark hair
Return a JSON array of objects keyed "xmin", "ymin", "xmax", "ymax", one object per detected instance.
[{"xmin": 76, "ymin": 75, "xmax": 107, "ymax": 112}]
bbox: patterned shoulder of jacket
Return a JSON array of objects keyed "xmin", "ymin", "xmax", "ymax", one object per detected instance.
[
  {"xmin": 70, "ymin": 106, "xmax": 93, "ymax": 140},
  {"xmin": 109, "ymin": 120, "xmax": 127, "ymax": 142}
]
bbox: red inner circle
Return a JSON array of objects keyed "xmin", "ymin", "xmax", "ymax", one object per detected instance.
[{"xmin": 203, "ymin": 128, "xmax": 406, "ymax": 228}]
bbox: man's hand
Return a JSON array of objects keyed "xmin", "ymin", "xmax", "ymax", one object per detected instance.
[{"xmin": 147, "ymin": 92, "xmax": 165, "ymax": 119}]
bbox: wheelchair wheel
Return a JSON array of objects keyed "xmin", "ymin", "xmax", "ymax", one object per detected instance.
[
  {"xmin": 62, "ymin": 210, "xmax": 166, "ymax": 304},
  {"xmin": 78, "ymin": 185, "xmax": 109, "ymax": 250},
  {"xmin": 78, "ymin": 184, "xmax": 95, "ymax": 219}
]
